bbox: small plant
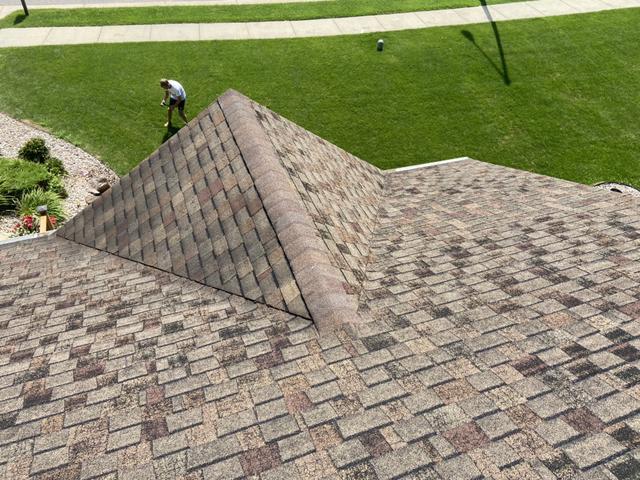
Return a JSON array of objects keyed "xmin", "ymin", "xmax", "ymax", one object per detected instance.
[
  {"xmin": 48, "ymin": 175, "xmax": 68, "ymax": 199},
  {"xmin": 11, "ymin": 215, "xmax": 37, "ymax": 236},
  {"xmin": 45, "ymin": 157, "xmax": 67, "ymax": 176},
  {"xmin": 18, "ymin": 137, "xmax": 50, "ymax": 164},
  {"xmin": 11, "ymin": 215, "xmax": 57, "ymax": 237},
  {"xmin": 15, "ymin": 188, "xmax": 66, "ymax": 222}
]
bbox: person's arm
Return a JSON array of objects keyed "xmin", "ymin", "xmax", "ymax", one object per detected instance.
[{"xmin": 160, "ymin": 90, "xmax": 169, "ymax": 106}]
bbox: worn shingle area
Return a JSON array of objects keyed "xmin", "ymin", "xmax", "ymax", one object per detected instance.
[{"xmin": 2, "ymin": 91, "xmax": 640, "ymax": 479}]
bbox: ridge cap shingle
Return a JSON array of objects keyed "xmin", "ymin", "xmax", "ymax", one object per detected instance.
[{"xmin": 218, "ymin": 90, "xmax": 359, "ymax": 331}]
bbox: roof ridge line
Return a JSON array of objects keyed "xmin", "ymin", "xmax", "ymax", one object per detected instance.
[{"xmin": 218, "ymin": 89, "xmax": 359, "ymax": 331}]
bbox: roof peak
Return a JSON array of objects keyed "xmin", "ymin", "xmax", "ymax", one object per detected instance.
[{"xmin": 58, "ymin": 90, "xmax": 382, "ymax": 330}]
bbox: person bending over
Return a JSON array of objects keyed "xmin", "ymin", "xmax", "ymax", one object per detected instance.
[{"xmin": 160, "ymin": 78, "xmax": 188, "ymax": 128}]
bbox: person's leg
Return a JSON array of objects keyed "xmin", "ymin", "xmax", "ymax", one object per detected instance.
[
  {"xmin": 178, "ymin": 100, "xmax": 188, "ymax": 124},
  {"xmin": 165, "ymin": 98, "xmax": 176, "ymax": 127}
]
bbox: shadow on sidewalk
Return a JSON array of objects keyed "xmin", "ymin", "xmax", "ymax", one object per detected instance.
[{"xmin": 461, "ymin": 0, "xmax": 511, "ymax": 85}]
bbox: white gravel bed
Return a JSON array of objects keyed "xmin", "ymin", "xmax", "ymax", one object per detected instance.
[
  {"xmin": 595, "ymin": 182, "xmax": 640, "ymax": 198},
  {"xmin": 0, "ymin": 112, "xmax": 119, "ymax": 238}
]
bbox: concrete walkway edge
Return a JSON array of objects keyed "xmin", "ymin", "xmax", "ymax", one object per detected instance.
[{"xmin": 1, "ymin": 0, "xmax": 639, "ymax": 47}]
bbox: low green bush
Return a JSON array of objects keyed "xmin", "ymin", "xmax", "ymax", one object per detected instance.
[
  {"xmin": 45, "ymin": 157, "xmax": 67, "ymax": 176},
  {"xmin": 15, "ymin": 188, "xmax": 66, "ymax": 222},
  {"xmin": 48, "ymin": 175, "xmax": 68, "ymax": 199},
  {"xmin": 0, "ymin": 181, "xmax": 8, "ymax": 209},
  {"xmin": 0, "ymin": 158, "xmax": 50, "ymax": 208},
  {"xmin": 18, "ymin": 137, "xmax": 50, "ymax": 164}
]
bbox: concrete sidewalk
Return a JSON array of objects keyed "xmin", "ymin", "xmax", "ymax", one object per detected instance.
[{"xmin": 1, "ymin": 0, "xmax": 639, "ymax": 47}]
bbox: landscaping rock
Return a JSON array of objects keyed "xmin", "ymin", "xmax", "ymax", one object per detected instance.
[{"xmin": 96, "ymin": 182, "xmax": 110, "ymax": 194}]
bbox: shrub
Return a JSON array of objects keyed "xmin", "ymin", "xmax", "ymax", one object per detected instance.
[
  {"xmin": 47, "ymin": 175, "xmax": 68, "ymax": 199},
  {"xmin": 15, "ymin": 188, "xmax": 66, "ymax": 222},
  {"xmin": 0, "ymin": 158, "xmax": 50, "ymax": 208},
  {"xmin": 45, "ymin": 157, "xmax": 67, "ymax": 176},
  {"xmin": 18, "ymin": 137, "xmax": 50, "ymax": 164}
]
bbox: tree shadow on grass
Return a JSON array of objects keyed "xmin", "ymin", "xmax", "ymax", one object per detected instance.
[
  {"xmin": 13, "ymin": 14, "xmax": 27, "ymax": 25},
  {"xmin": 161, "ymin": 125, "xmax": 180, "ymax": 143},
  {"xmin": 461, "ymin": 0, "xmax": 511, "ymax": 85}
]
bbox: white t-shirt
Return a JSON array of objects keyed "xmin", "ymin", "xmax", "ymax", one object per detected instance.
[{"xmin": 168, "ymin": 80, "xmax": 186, "ymax": 100}]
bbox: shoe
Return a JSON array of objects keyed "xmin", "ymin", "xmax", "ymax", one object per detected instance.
[{"xmin": 164, "ymin": 122, "xmax": 170, "ymax": 128}]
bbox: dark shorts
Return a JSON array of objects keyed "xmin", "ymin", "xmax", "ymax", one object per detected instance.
[{"xmin": 170, "ymin": 97, "xmax": 186, "ymax": 111}]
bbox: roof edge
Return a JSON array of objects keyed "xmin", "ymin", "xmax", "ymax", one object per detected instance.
[
  {"xmin": 0, "ymin": 230, "xmax": 55, "ymax": 248},
  {"xmin": 218, "ymin": 89, "xmax": 359, "ymax": 331},
  {"xmin": 391, "ymin": 157, "xmax": 471, "ymax": 172}
]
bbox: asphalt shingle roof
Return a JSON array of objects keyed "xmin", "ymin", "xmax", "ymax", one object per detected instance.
[
  {"xmin": 58, "ymin": 94, "xmax": 309, "ymax": 319},
  {"xmin": 58, "ymin": 90, "xmax": 386, "ymax": 330},
  {"xmin": 1, "ymin": 90, "xmax": 640, "ymax": 479}
]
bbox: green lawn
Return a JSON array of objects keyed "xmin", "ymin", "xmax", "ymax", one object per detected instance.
[
  {"xmin": 1, "ymin": 0, "xmax": 519, "ymax": 28},
  {"xmin": 0, "ymin": 9, "xmax": 638, "ymax": 188}
]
